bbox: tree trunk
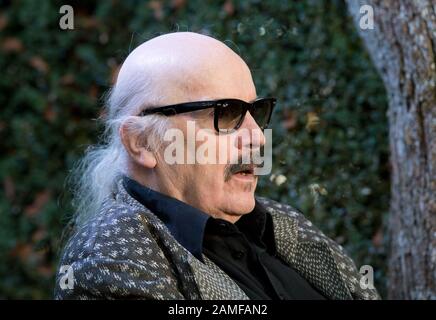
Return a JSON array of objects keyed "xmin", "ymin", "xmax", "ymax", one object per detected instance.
[{"xmin": 346, "ymin": 0, "xmax": 436, "ymax": 299}]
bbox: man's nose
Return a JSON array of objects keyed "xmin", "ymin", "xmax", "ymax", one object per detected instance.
[{"xmin": 234, "ymin": 112, "xmax": 266, "ymax": 150}]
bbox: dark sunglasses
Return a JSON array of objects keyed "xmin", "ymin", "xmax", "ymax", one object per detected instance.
[{"xmin": 138, "ymin": 97, "xmax": 276, "ymax": 133}]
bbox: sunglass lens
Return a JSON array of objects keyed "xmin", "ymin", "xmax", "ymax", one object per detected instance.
[
  {"xmin": 217, "ymin": 100, "xmax": 246, "ymax": 133},
  {"xmin": 251, "ymin": 99, "xmax": 273, "ymax": 129}
]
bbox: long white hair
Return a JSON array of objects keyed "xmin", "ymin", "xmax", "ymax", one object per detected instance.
[{"xmin": 67, "ymin": 72, "xmax": 169, "ymax": 226}]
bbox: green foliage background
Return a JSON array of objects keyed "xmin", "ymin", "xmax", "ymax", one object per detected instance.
[{"xmin": 0, "ymin": 0, "xmax": 389, "ymax": 299}]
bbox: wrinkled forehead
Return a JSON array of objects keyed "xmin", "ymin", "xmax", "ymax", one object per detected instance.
[
  {"xmin": 116, "ymin": 33, "xmax": 257, "ymax": 105},
  {"xmin": 158, "ymin": 58, "xmax": 256, "ymax": 104}
]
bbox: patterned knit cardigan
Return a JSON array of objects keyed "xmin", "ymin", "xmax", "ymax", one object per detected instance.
[{"xmin": 55, "ymin": 179, "xmax": 380, "ymax": 300}]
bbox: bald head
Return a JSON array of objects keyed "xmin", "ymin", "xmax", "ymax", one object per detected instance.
[{"xmin": 114, "ymin": 32, "xmax": 257, "ymax": 111}]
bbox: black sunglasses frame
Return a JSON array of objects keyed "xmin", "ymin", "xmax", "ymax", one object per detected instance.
[{"xmin": 138, "ymin": 97, "xmax": 276, "ymax": 133}]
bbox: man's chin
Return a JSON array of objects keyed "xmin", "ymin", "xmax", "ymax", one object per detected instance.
[
  {"xmin": 226, "ymin": 173, "xmax": 258, "ymax": 194},
  {"xmin": 226, "ymin": 194, "xmax": 256, "ymax": 215}
]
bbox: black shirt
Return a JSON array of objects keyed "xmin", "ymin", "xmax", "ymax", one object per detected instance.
[{"xmin": 122, "ymin": 175, "xmax": 326, "ymax": 300}]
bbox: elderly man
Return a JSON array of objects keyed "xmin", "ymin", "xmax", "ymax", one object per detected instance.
[{"xmin": 55, "ymin": 32, "xmax": 379, "ymax": 300}]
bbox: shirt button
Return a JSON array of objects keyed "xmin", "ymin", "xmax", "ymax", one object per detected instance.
[{"xmin": 232, "ymin": 251, "xmax": 245, "ymax": 259}]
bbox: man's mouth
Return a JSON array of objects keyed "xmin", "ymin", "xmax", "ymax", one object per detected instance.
[
  {"xmin": 228, "ymin": 164, "xmax": 257, "ymax": 181},
  {"xmin": 233, "ymin": 166, "xmax": 254, "ymax": 176}
]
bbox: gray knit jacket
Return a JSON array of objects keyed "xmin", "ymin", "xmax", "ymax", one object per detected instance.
[{"xmin": 55, "ymin": 178, "xmax": 380, "ymax": 300}]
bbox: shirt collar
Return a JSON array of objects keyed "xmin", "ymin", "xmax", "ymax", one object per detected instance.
[
  {"xmin": 122, "ymin": 175, "xmax": 276, "ymax": 260},
  {"xmin": 236, "ymin": 200, "xmax": 277, "ymax": 254},
  {"xmin": 122, "ymin": 175, "xmax": 210, "ymax": 262}
]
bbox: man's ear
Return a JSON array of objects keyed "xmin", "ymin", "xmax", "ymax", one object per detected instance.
[{"xmin": 119, "ymin": 123, "xmax": 157, "ymax": 169}]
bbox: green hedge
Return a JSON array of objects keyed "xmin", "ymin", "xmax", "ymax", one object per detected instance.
[{"xmin": 0, "ymin": 0, "xmax": 389, "ymax": 299}]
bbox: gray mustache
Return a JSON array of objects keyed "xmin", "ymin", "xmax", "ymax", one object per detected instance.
[{"xmin": 224, "ymin": 161, "xmax": 262, "ymax": 182}]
